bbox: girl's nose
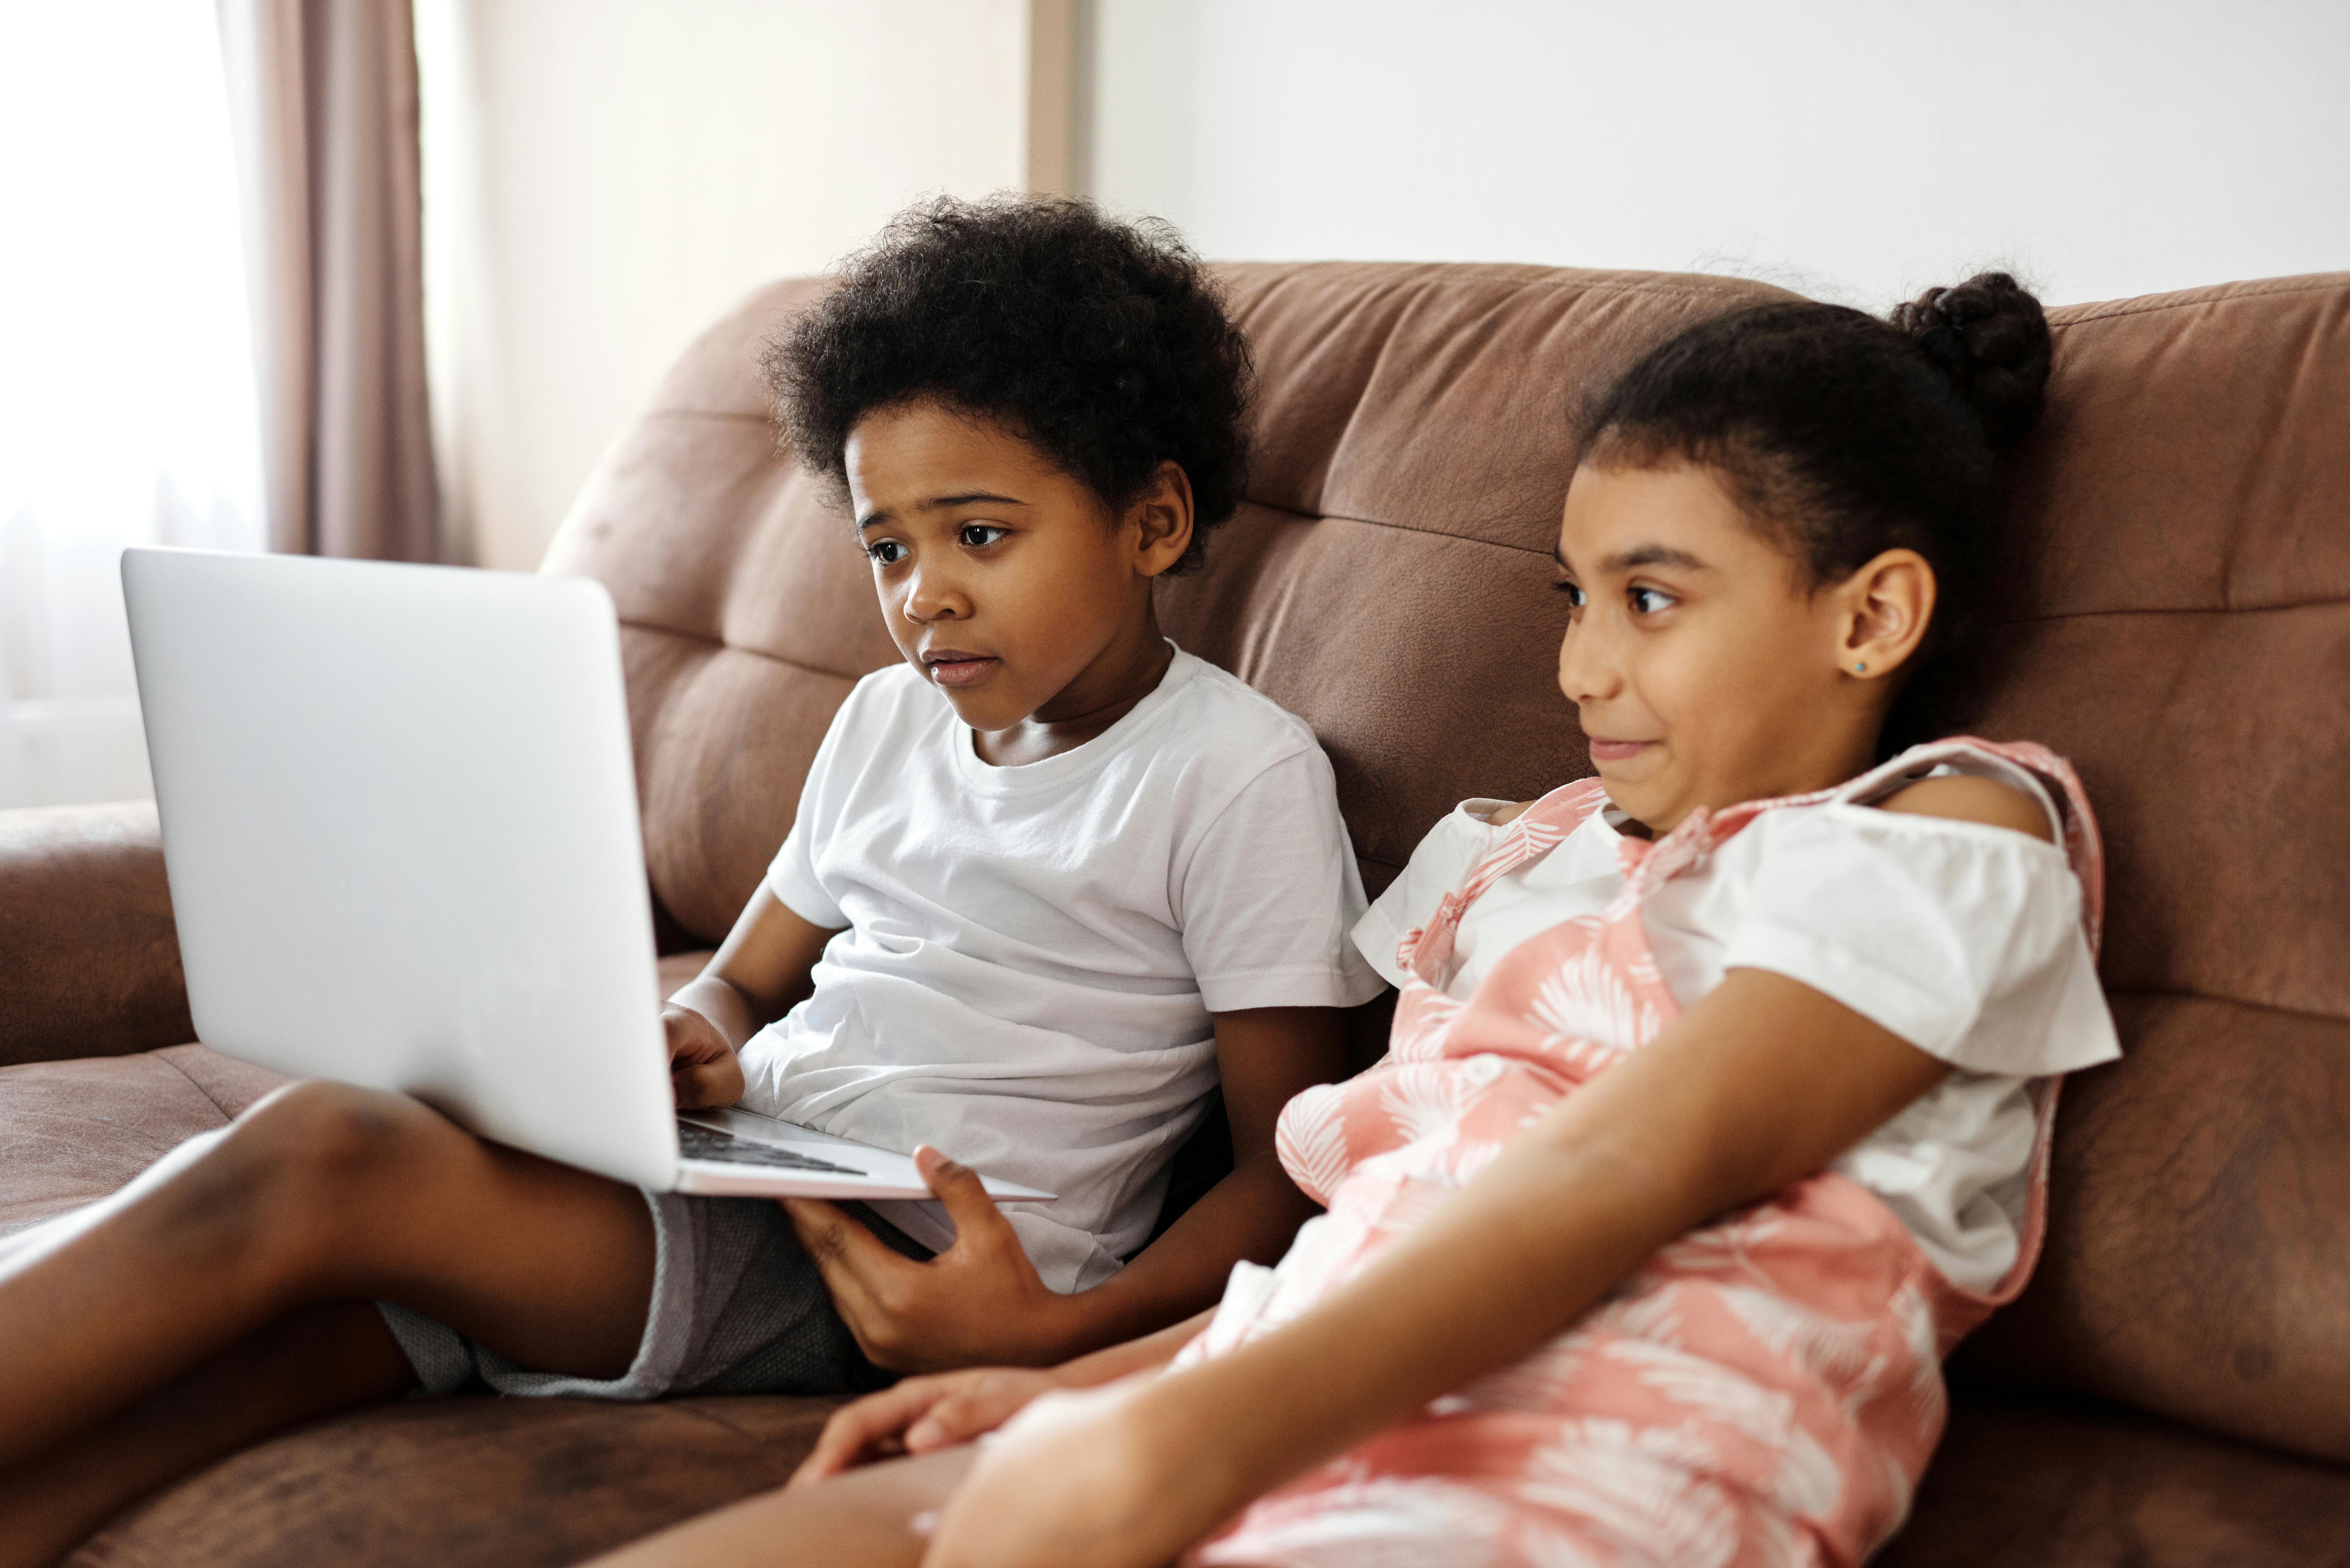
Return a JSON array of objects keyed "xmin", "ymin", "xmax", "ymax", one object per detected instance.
[{"xmin": 1557, "ymin": 622, "xmax": 1621, "ymax": 707}]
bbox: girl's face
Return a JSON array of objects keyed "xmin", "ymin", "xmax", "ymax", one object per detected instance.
[
  {"xmin": 1553, "ymin": 461, "xmax": 1930, "ymax": 834},
  {"xmin": 844, "ymin": 397, "xmax": 1191, "ymax": 735}
]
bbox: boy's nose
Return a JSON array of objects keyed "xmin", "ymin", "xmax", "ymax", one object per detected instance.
[{"xmin": 902, "ymin": 569, "xmax": 971, "ymax": 623}]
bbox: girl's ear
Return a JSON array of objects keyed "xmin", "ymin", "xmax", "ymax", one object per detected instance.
[
  {"xmin": 1833, "ymin": 547, "xmax": 1936, "ymax": 679},
  {"xmin": 1126, "ymin": 461, "xmax": 1195, "ymax": 578}
]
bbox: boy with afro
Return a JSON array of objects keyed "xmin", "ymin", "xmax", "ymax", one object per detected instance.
[{"xmin": 0, "ymin": 197, "xmax": 1379, "ymax": 1561}]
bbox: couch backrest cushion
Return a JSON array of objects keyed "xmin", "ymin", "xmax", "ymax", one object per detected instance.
[
  {"xmin": 542, "ymin": 264, "xmax": 2350, "ymax": 1464},
  {"xmin": 1949, "ymin": 275, "xmax": 2350, "ymax": 1463}
]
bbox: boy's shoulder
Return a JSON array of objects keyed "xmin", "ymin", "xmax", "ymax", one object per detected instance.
[
  {"xmin": 834, "ymin": 658, "xmax": 937, "ymax": 725},
  {"xmin": 1157, "ymin": 650, "xmax": 1324, "ymax": 770}
]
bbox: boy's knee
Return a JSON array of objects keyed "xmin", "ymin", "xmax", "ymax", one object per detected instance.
[
  {"xmin": 186, "ymin": 1081, "xmax": 440, "ymax": 1243},
  {"xmin": 235, "ymin": 1080, "xmax": 436, "ymax": 1185}
]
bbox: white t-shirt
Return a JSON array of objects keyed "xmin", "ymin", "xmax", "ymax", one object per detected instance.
[
  {"xmin": 741, "ymin": 647, "xmax": 1384, "ymax": 1292},
  {"xmin": 1351, "ymin": 754, "xmax": 2121, "ymax": 1292}
]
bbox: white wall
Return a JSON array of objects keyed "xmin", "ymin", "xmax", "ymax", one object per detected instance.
[
  {"xmin": 420, "ymin": 0, "xmax": 1034, "ymax": 571},
  {"xmin": 1083, "ymin": 0, "xmax": 2350, "ymax": 310}
]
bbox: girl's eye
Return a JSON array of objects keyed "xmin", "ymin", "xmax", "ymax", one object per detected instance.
[
  {"xmin": 1629, "ymin": 586, "xmax": 1678, "ymax": 615},
  {"xmin": 866, "ymin": 539, "xmax": 906, "ymax": 565},
  {"xmin": 957, "ymin": 523, "xmax": 1007, "ymax": 548},
  {"xmin": 1551, "ymin": 580, "xmax": 1586, "ymax": 607}
]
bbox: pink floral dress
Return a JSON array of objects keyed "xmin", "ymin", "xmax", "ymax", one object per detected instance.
[{"xmin": 1181, "ymin": 739, "xmax": 2105, "ymax": 1568}]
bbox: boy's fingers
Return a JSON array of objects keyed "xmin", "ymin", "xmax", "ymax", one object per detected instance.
[
  {"xmin": 780, "ymin": 1199, "xmax": 917, "ymax": 1320},
  {"xmin": 913, "ymin": 1146, "xmax": 1011, "ymax": 1243}
]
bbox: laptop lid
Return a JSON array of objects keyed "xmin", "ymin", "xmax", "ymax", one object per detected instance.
[{"xmin": 123, "ymin": 548, "xmax": 682, "ymax": 1190}]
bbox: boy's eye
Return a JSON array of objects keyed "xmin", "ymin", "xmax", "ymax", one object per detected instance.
[
  {"xmin": 957, "ymin": 523, "xmax": 1007, "ymax": 548},
  {"xmin": 1551, "ymin": 580, "xmax": 1586, "ymax": 607},
  {"xmin": 1629, "ymin": 586, "xmax": 1677, "ymax": 614},
  {"xmin": 866, "ymin": 539, "xmax": 906, "ymax": 565}
]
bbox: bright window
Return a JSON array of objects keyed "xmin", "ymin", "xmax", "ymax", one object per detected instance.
[{"xmin": 0, "ymin": 1, "xmax": 265, "ymax": 809}]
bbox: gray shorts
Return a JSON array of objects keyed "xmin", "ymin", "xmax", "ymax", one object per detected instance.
[{"xmin": 378, "ymin": 1193, "xmax": 929, "ymax": 1400}]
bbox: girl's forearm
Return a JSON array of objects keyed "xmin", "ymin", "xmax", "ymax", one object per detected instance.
[
  {"xmin": 1135, "ymin": 1129, "xmax": 1691, "ymax": 1506},
  {"xmin": 1119, "ymin": 970, "xmax": 1953, "ymax": 1519}
]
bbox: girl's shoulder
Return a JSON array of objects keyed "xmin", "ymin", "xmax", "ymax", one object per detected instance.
[
  {"xmin": 1873, "ymin": 773, "xmax": 2055, "ymax": 843},
  {"xmin": 1825, "ymin": 738, "xmax": 2086, "ymax": 859}
]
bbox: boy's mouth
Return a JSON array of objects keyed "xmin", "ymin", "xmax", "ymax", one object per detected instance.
[{"xmin": 922, "ymin": 648, "xmax": 1000, "ymax": 688}]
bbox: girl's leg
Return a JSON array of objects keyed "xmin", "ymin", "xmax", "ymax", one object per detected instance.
[
  {"xmin": 583, "ymin": 1448, "xmax": 981, "ymax": 1568},
  {"xmin": 0, "ymin": 1300, "xmax": 407, "ymax": 1568},
  {"xmin": 0, "ymin": 1077, "xmax": 656, "ymax": 1472}
]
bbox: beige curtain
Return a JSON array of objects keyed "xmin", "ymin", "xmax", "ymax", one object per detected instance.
[{"xmin": 217, "ymin": 0, "xmax": 441, "ymax": 562}]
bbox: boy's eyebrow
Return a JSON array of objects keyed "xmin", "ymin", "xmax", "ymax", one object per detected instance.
[{"xmin": 856, "ymin": 491, "xmax": 1029, "ymax": 530}]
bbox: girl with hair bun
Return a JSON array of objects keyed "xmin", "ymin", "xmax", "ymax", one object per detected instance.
[{"xmin": 595, "ymin": 274, "xmax": 2119, "ymax": 1568}]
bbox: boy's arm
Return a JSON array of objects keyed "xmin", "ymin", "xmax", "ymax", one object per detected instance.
[
  {"xmin": 1050, "ymin": 1006, "xmax": 1343, "ymax": 1348},
  {"xmin": 780, "ymin": 1004, "xmax": 1348, "ymax": 1370},
  {"xmin": 666, "ymin": 885, "xmax": 842, "ymax": 1108}
]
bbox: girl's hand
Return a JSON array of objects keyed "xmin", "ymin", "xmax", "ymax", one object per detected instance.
[
  {"xmin": 783, "ymin": 1147, "xmax": 1084, "ymax": 1371},
  {"xmin": 663, "ymin": 1003, "xmax": 745, "ymax": 1109},
  {"xmin": 917, "ymin": 1378, "xmax": 1233, "ymax": 1568},
  {"xmin": 789, "ymin": 1365, "xmax": 1063, "ymax": 1487}
]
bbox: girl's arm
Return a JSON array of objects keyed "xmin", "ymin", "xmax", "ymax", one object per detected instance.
[
  {"xmin": 917, "ymin": 965, "xmax": 1953, "ymax": 1568},
  {"xmin": 666, "ymin": 886, "xmax": 842, "ymax": 1108}
]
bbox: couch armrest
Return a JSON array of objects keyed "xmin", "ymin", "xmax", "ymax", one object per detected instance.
[{"xmin": 0, "ymin": 801, "xmax": 192, "ymax": 1068}]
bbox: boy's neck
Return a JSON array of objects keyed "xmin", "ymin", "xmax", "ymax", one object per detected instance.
[{"xmin": 971, "ymin": 606, "xmax": 1176, "ymax": 768}]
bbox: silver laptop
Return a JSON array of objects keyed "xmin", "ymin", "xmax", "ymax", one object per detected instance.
[{"xmin": 121, "ymin": 547, "xmax": 1050, "ymax": 1206}]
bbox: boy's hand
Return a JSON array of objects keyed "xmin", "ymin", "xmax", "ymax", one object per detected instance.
[
  {"xmin": 788, "ymin": 1364, "xmax": 1063, "ymax": 1487},
  {"xmin": 663, "ymin": 1003, "xmax": 745, "ymax": 1109},
  {"xmin": 782, "ymin": 1146, "xmax": 1077, "ymax": 1372}
]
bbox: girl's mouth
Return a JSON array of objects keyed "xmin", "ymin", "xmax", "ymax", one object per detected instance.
[
  {"xmin": 923, "ymin": 650, "xmax": 1000, "ymax": 688},
  {"xmin": 1588, "ymin": 737, "xmax": 1654, "ymax": 764}
]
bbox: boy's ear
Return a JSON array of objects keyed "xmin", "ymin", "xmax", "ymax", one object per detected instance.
[
  {"xmin": 1834, "ymin": 547, "xmax": 1935, "ymax": 679},
  {"xmin": 1126, "ymin": 461, "xmax": 1195, "ymax": 578}
]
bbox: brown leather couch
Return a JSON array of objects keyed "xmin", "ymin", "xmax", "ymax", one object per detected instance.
[{"xmin": 4, "ymin": 261, "xmax": 2346, "ymax": 1566}]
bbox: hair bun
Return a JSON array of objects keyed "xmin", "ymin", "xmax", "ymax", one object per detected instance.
[{"xmin": 1891, "ymin": 272, "xmax": 2052, "ymax": 449}]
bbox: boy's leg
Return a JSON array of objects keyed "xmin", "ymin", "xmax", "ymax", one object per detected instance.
[
  {"xmin": 0, "ymin": 1299, "xmax": 407, "ymax": 1568},
  {"xmin": 582, "ymin": 1448, "xmax": 980, "ymax": 1568},
  {"xmin": 0, "ymin": 1077, "xmax": 657, "ymax": 1469}
]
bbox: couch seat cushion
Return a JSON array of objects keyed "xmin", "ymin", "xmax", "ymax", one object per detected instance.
[
  {"xmin": 1881, "ymin": 1390, "xmax": 2350, "ymax": 1567},
  {"xmin": 62, "ymin": 1393, "xmax": 844, "ymax": 1568}
]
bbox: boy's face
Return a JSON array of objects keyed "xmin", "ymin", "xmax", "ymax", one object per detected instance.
[{"xmin": 844, "ymin": 397, "xmax": 1191, "ymax": 735}]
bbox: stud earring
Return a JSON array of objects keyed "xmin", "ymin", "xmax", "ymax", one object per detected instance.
[{"xmin": 1853, "ymin": 662, "xmax": 1868, "ymax": 673}]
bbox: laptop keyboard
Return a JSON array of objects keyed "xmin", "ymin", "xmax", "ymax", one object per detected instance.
[{"xmin": 677, "ymin": 1122, "xmax": 868, "ymax": 1176}]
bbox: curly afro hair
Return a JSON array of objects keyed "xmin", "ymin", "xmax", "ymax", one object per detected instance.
[{"xmin": 763, "ymin": 196, "xmax": 1254, "ymax": 574}]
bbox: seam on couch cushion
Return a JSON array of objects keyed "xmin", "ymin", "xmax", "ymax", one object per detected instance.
[
  {"xmin": 2049, "ymin": 275, "xmax": 2348, "ymax": 329},
  {"xmin": 2105, "ymin": 987, "xmax": 2350, "ymax": 1029},
  {"xmin": 662, "ymin": 1400, "xmax": 830, "ymax": 1447},
  {"xmin": 617, "ymin": 620, "xmax": 878, "ymax": 684},
  {"xmin": 1237, "ymin": 494, "xmax": 1557, "ymax": 558},
  {"xmin": 150, "ymin": 1047, "xmax": 241, "ymax": 1122},
  {"xmin": 1989, "ymin": 595, "xmax": 2350, "ymax": 627}
]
